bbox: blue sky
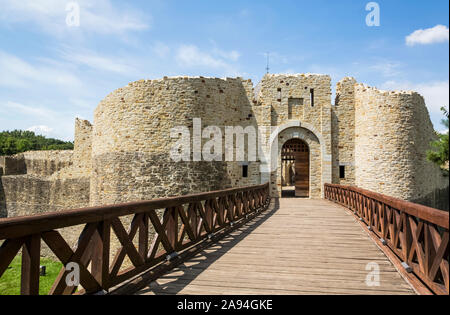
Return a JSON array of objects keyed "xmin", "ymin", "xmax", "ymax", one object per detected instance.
[{"xmin": 0, "ymin": 0, "xmax": 448, "ymax": 140}]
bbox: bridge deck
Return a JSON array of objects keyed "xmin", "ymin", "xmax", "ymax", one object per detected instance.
[{"xmin": 136, "ymin": 199, "xmax": 416, "ymax": 295}]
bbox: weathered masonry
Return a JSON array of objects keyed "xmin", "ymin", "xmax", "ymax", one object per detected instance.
[{"xmin": 1, "ymin": 73, "xmax": 448, "ymax": 222}]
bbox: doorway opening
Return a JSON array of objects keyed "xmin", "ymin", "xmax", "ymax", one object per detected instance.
[{"xmin": 281, "ymin": 138, "xmax": 310, "ymax": 198}]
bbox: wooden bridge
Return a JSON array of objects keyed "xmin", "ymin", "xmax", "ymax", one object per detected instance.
[{"xmin": 0, "ymin": 183, "xmax": 448, "ymax": 295}]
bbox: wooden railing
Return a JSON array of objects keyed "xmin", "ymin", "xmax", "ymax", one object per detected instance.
[
  {"xmin": 0, "ymin": 183, "xmax": 270, "ymax": 295},
  {"xmin": 324, "ymin": 183, "xmax": 449, "ymax": 295}
]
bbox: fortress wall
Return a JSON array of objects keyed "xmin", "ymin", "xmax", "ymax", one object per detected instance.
[
  {"xmin": 256, "ymin": 74, "xmax": 332, "ymax": 139},
  {"xmin": 255, "ymin": 74, "xmax": 332, "ymax": 197},
  {"xmin": 1, "ymin": 174, "xmax": 89, "ymax": 257},
  {"xmin": 21, "ymin": 151, "xmax": 73, "ymax": 176},
  {"xmin": 0, "ymin": 176, "xmax": 5, "ymax": 217},
  {"xmin": 354, "ymin": 85, "xmax": 448, "ymax": 209},
  {"xmin": 332, "ymin": 77, "xmax": 357, "ymax": 185},
  {"xmin": 1, "ymin": 175, "xmax": 89, "ymax": 218},
  {"xmin": 0, "ymin": 155, "xmax": 26, "ymax": 175},
  {"xmin": 91, "ymin": 77, "xmax": 259, "ymax": 207}
]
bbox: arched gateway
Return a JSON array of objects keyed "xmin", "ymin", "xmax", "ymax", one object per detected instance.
[{"xmin": 281, "ymin": 139, "xmax": 310, "ymax": 197}]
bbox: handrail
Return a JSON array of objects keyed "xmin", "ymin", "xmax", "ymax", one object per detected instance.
[
  {"xmin": 324, "ymin": 183, "xmax": 449, "ymax": 295},
  {"xmin": 0, "ymin": 183, "xmax": 271, "ymax": 295}
]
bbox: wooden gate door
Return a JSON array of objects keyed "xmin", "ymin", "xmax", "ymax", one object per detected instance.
[
  {"xmin": 295, "ymin": 146, "xmax": 309, "ymax": 197},
  {"xmin": 282, "ymin": 139, "xmax": 310, "ymax": 198}
]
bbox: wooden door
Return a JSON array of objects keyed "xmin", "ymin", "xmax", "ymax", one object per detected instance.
[
  {"xmin": 295, "ymin": 150, "xmax": 309, "ymax": 197},
  {"xmin": 281, "ymin": 139, "xmax": 310, "ymax": 198}
]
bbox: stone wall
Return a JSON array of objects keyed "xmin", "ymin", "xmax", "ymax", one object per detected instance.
[
  {"xmin": 1, "ymin": 175, "xmax": 90, "ymax": 217},
  {"xmin": 255, "ymin": 74, "xmax": 332, "ymax": 145},
  {"xmin": 0, "ymin": 151, "xmax": 73, "ymax": 176},
  {"xmin": 254, "ymin": 74, "xmax": 332, "ymax": 197},
  {"xmin": 354, "ymin": 84, "xmax": 449, "ymax": 209},
  {"xmin": 21, "ymin": 151, "xmax": 73, "ymax": 176},
  {"xmin": 332, "ymin": 77, "xmax": 357, "ymax": 186},
  {"xmin": 0, "ymin": 155, "xmax": 26, "ymax": 175},
  {"xmin": 51, "ymin": 119, "xmax": 92, "ymax": 180},
  {"xmin": 0, "ymin": 177, "xmax": 5, "ymax": 218},
  {"xmin": 73, "ymin": 119, "xmax": 93, "ymax": 171},
  {"xmin": 91, "ymin": 77, "xmax": 259, "ymax": 206}
]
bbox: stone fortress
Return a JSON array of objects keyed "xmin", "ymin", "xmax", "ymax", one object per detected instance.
[{"xmin": 1, "ymin": 73, "xmax": 449, "ymax": 221}]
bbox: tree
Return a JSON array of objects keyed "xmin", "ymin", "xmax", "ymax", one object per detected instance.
[
  {"xmin": 427, "ymin": 107, "xmax": 449, "ymax": 175},
  {"xmin": 0, "ymin": 130, "xmax": 74, "ymax": 156}
]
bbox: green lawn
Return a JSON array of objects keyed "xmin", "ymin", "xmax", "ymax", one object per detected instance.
[{"xmin": 0, "ymin": 256, "xmax": 63, "ymax": 295}]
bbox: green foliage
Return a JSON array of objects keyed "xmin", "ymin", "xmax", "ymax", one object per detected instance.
[
  {"xmin": 0, "ymin": 256, "xmax": 63, "ymax": 295},
  {"xmin": 0, "ymin": 130, "xmax": 73, "ymax": 156},
  {"xmin": 427, "ymin": 107, "xmax": 449, "ymax": 175}
]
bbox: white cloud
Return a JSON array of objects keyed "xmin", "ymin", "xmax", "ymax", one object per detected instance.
[
  {"xmin": 406, "ymin": 25, "xmax": 449, "ymax": 46},
  {"xmin": 58, "ymin": 48, "xmax": 138, "ymax": 74},
  {"xmin": 0, "ymin": 50, "xmax": 83, "ymax": 89},
  {"xmin": 0, "ymin": 0, "xmax": 150, "ymax": 36},
  {"xmin": 152, "ymin": 42, "xmax": 171, "ymax": 58},
  {"xmin": 27, "ymin": 125, "xmax": 54, "ymax": 137},
  {"xmin": 261, "ymin": 52, "xmax": 289, "ymax": 65},
  {"xmin": 3, "ymin": 101, "xmax": 57, "ymax": 119},
  {"xmin": 369, "ymin": 61, "xmax": 402, "ymax": 78},
  {"xmin": 176, "ymin": 45, "xmax": 240, "ymax": 76},
  {"xmin": 381, "ymin": 80, "xmax": 449, "ymax": 128},
  {"xmin": 213, "ymin": 48, "xmax": 241, "ymax": 62}
]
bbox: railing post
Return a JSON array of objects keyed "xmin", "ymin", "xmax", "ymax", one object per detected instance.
[
  {"xmin": 139, "ymin": 214, "xmax": 149, "ymax": 260},
  {"xmin": 91, "ymin": 220, "xmax": 110, "ymax": 290},
  {"xmin": 165, "ymin": 207, "xmax": 178, "ymax": 251},
  {"xmin": 204, "ymin": 200, "xmax": 213, "ymax": 232},
  {"xmin": 188, "ymin": 203, "xmax": 199, "ymax": 240},
  {"xmin": 423, "ymin": 222, "xmax": 434, "ymax": 278},
  {"xmin": 21, "ymin": 234, "xmax": 41, "ymax": 295}
]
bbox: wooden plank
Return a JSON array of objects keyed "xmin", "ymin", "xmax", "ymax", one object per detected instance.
[{"xmin": 136, "ymin": 199, "xmax": 416, "ymax": 296}]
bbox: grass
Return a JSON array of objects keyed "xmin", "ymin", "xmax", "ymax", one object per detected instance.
[{"xmin": 0, "ymin": 256, "xmax": 63, "ymax": 295}]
